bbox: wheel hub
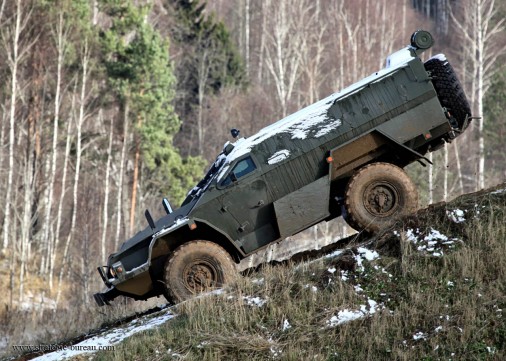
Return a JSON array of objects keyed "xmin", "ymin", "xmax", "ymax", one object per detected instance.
[
  {"xmin": 183, "ymin": 260, "xmax": 218, "ymax": 294},
  {"xmin": 364, "ymin": 182, "xmax": 399, "ymax": 217}
]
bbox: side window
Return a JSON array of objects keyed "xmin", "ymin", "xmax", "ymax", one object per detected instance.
[{"xmin": 220, "ymin": 157, "xmax": 257, "ymax": 186}]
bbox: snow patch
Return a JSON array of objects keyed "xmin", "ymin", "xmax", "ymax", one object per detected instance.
[
  {"xmin": 413, "ymin": 331, "xmax": 428, "ymax": 341},
  {"xmin": 33, "ymin": 310, "xmax": 175, "ymax": 361},
  {"xmin": 267, "ymin": 150, "xmax": 290, "ymax": 165},
  {"xmin": 243, "ymin": 296, "xmax": 267, "ymax": 307},
  {"xmin": 386, "ymin": 47, "xmax": 415, "ymax": 68},
  {"xmin": 428, "ymin": 53, "xmax": 448, "ymax": 63},
  {"xmin": 314, "ymin": 118, "xmax": 342, "ymax": 138},
  {"xmin": 491, "ymin": 188, "xmax": 506, "ymax": 195},
  {"xmin": 326, "ymin": 298, "xmax": 381, "ymax": 328},
  {"xmin": 221, "ymin": 48, "xmax": 413, "ymax": 164},
  {"xmin": 354, "ymin": 247, "xmax": 380, "ymax": 270},
  {"xmin": 446, "ymin": 209, "xmax": 466, "ymax": 223},
  {"xmin": 404, "ymin": 228, "xmax": 461, "ymax": 257}
]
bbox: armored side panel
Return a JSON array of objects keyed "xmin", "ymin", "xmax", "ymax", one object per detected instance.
[{"xmin": 274, "ymin": 176, "xmax": 330, "ymax": 238}]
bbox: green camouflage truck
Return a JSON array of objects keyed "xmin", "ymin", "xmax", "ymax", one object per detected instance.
[{"xmin": 94, "ymin": 31, "xmax": 471, "ymax": 306}]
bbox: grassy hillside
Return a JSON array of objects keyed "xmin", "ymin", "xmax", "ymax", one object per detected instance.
[{"xmin": 82, "ymin": 183, "xmax": 506, "ymax": 361}]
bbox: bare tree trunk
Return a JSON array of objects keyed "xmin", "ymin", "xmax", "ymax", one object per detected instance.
[
  {"xmin": 402, "ymin": 0, "xmax": 407, "ymax": 41},
  {"xmin": 264, "ymin": 0, "xmax": 308, "ymax": 117},
  {"xmin": 0, "ymin": 0, "xmax": 5, "ymax": 23},
  {"xmin": 42, "ymin": 9, "xmax": 67, "ymax": 274},
  {"xmin": 56, "ymin": 40, "xmax": 89, "ymax": 306},
  {"xmin": 245, "ymin": 0, "xmax": 250, "ymax": 77},
  {"xmin": 450, "ymin": 0, "xmax": 505, "ymax": 191},
  {"xmin": 428, "ymin": 152, "xmax": 434, "ymax": 204},
  {"xmin": 476, "ymin": 1, "xmax": 485, "ymax": 190},
  {"xmin": 2, "ymin": 0, "xmax": 23, "ymax": 250},
  {"xmin": 257, "ymin": 0, "xmax": 268, "ymax": 84},
  {"xmin": 92, "ymin": 0, "xmax": 98, "ymax": 25},
  {"xmin": 19, "ymin": 125, "xmax": 36, "ymax": 302},
  {"xmin": 50, "ymin": 89, "xmax": 75, "ymax": 290},
  {"xmin": 101, "ymin": 114, "xmax": 113, "ymax": 262},
  {"xmin": 115, "ymin": 101, "xmax": 129, "ymax": 249},
  {"xmin": 453, "ymin": 141, "xmax": 464, "ymax": 194},
  {"xmin": 129, "ymin": 128, "xmax": 141, "ymax": 235},
  {"xmin": 196, "ymin": 48, "xmax": 209, "ymax": 155},
  {"xmin": 443, "ymin": 143, "xmax": 448, "ymax": 201}
]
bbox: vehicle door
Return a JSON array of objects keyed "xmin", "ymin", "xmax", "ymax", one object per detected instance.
[{"xmin": 217, "ymin": 156, "xmax": 278, "ymax": 254}]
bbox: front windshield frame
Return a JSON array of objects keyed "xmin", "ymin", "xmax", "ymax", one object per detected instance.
[
  {"xmin": 217, "ymin": 155, "xmax": 258, "ymax": 189},
  {"xmin": 180, "ymin": 152, "xmax": 227, "ymax": 206}
]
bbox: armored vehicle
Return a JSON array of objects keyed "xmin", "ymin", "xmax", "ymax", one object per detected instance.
[{"xmin": 94, "ymin": 31, "xmax": 471, "ymax": 306}]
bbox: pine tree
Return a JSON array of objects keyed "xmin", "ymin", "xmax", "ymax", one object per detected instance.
[
  {"xmin": 100, "ymin": 0, "xmax": 203, "ymax": 232},
  {"xmin": 167, "ymin": 0, "xmax": 246, "ymax": 156}
]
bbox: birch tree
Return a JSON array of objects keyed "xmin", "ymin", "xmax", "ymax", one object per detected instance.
[
  {"xmin": 1, "ymin": 0, "xmax": 33, "ymax": 251},
  {"xmin": 41, "ymin": 3, "xmax": 71, "ymax": 274},
  {"xmin": 264, "ymin": 0, "xmax": 313, "ymax": 117},
  {"xmin": 450, "ymin": 0, "xmax": 506, "ymax": 190},
  {"xmin": 56, "ymin": 38, "xmax": 91, "ymax": 306},
  {"xmin": 101, "ymin": 113, "xmax": 113, "ymax": 261}
]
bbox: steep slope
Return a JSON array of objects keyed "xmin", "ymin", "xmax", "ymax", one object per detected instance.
[{"xmin": 9, "ymin": 182, "xmax": 506, "ymax": 361}]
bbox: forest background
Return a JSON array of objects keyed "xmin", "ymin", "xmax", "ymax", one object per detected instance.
[{"xmin": 0, "ymin": 0, "xmax": 505, "ymax": 350}]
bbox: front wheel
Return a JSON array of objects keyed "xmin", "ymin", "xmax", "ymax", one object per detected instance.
[
  {"xmin": 343, "ymin": 163, "xmax": 418, "ymax": 233},
  {"xmin": 163, "ymin": 240, "xmax": 236, "ymax": 303}
]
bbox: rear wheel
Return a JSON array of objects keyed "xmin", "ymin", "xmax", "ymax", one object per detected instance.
[
  {"xmin": 344, "ymin": 163, "xmax": 418, "ymax": 233},
  {"xmin": 163, "ymin": 240, "xmax": 236, "ymax": 303}
]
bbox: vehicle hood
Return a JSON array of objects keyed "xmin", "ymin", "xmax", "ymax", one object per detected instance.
[{"xmin": 115, "ymin": 198, "xmax": 198, "ymax": 255}]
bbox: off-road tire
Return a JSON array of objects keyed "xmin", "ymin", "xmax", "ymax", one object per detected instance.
[
  {"xmin": 424, "ymin": 56, "xmax": 471, "ymax": 130},
  {"xmin": 344, "ymin": 163, "xmax": 418, "ymax": 233},
  {"xmin": 163, "ymin": 240, "xmax": 236, "ymax": 303}
]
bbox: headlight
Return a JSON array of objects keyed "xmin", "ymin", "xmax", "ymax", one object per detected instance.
[{"xmin": 112, "ymin": 262, "xmax": 124, "ymax": 276}]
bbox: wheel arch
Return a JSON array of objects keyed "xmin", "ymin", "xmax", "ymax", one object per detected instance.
[
  {"xmin": 149, "ymin": 220, "xmax": 244, "ymax": 268},
  {"xmin": 342, "ymin": 161, "xmax": 418, "ymax": 232}
]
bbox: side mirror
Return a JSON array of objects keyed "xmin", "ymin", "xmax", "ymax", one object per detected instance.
[
  {"xmin": 230, "ymin": 173, "xmax": 238, "ymax": 183},
  {"xmin": 162, "ymin": 198, "xmax": 173, "ymax": 214},
  {"xmin": 223, "ymin": 142, "xmax": 235, "ymax": 155}
]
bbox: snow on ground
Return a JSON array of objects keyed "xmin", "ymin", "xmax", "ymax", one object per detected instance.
[
  {"xmin": 401, "ymin": 228, "xmax": 461, "ymax": 257},
  {"xmin": 325, "ymin": 247, "xmax": 383, "ymax": 328},
  {"xmin": 326, "ymin": 299, "xmax": 381, "ymax": 328},
  {"xmin": 282, "ymin": 319, "xmax": 291, "ymax": 331},
  {"xmin": 32, "ymin": 309, "xmax": 175, "ymax": 361},
  {"xmin": 491, "ymin": 187, "xmax": 506, "ymax": 195},
  {"xmin": 446, "ymin": 209, "xmax": 466, "ymax": 223},
  {"xmin": 243, "ymin": 295, "xmax": 267, "ymax": 307}
]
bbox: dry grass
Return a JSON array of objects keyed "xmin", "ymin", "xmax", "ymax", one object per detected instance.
[
  {"xmin": 4, "ymin": 184, "xmax": 506, "ymax": 361},
  {"xmin": 85, "ymin": 185, "xmax": 506, "ymax": 361}
]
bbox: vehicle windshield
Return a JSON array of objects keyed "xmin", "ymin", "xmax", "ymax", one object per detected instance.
[{"xmin": 219, "ymin": 156, "xmax": 256, "ymax": 187}]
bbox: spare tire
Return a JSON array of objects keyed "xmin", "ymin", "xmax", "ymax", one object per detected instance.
[{"xmin": 424, "ymin": 55, "xmax": 472, "ymax": 130}]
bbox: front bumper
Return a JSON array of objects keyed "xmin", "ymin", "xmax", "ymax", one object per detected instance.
[
  {"xmin": 94, "ymin": 265, "xmax": 119, "ymax": 306},
  {"xmin": 94, "ymin": 263, "xmax": 153, "ymax": 306}
]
